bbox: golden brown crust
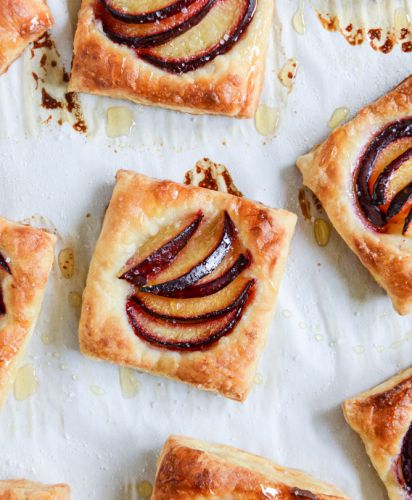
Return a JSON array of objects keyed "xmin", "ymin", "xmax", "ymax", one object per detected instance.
[
  {"xmin": 152, "ymin": 435, "xmax": 349, "ymax": 499},
  {"xmin": 0, "ymin": 480, "xmax": 70, "ymax": 500},
  {"xmin": 342, "ymin": 367, "xmax": 412, "ymax": 500},
  {"xmin": 68, "ymin": 0, "xmax": 272, "ymax": 118},
  {"xmin": 296, "ymin": 75, "xmax": 412, "ymax": 315},
  {"xmin": 0, "ymin": 0, "xmax": 54, "ymax": 75},
  {"xmin": 79, "ymin": 169, "xmax": 296, "ymax": 401},
  {"xmin": 0, "ymin": 217, "xmax": 56, "ymax": 409}
]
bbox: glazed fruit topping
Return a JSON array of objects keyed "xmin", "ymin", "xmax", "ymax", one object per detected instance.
[
  {"xmin": 140, "ymin": 211, "xmax": 236, "ymax": 296},
  {"xmin": 97, "ymin": 0, "xmax": 256, "ymax": 73},
  {"xmin": 399, "ymin": 421, "xmax": 412, "ymax": 494},
  {"xmin": 139, "ymin": 0, "xmax": 257, "ymax": 74},
  {"xmin": 355, "ymin": 118, "xmax": 412, "ymax": 234},
  {"xmin": 122, "ymin": 212, "xmax": 254, "ymax": 351},
  {"xmin": 126, "ymin": 281, "xmax": 253, "ymax": 350},
  {"xmin": 120, "ymin": 212, "xmax": 203, "ymax": 286},
  {"xmin": 102, "ymin": 0, "xmax": 198, "ymax": 23},
  {"xmin": 97, "ymin": 0, "xmax": 216, "ymax": 49}
]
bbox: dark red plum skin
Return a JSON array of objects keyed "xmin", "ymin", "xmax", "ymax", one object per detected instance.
[
  {"xmin": 140, "ymin": 211, "xmax": 236, "ymax": 297},
  {"xmin": 98, "ymin": 0, "xmax": 216, "ymax": 49},
  {"xmin": 120, "ymin": 212, "xmax": 203, "ymax": 286},
  {"xmin": 0, "ymin": 252, "xmax": 11, "ymax": 316},
  {"xmin": 101, "ymin": 0, "xmax": 197, "ymax": 24},
  {"xmin": 386, "ymin": 183, "xmax": 412, "ymax": 219},
  {"xmin": 139, "ymin": 0, "xmax": 257, "ymax": 74},
  {"xmin": 164, "ymin": 252, "xmax": 251, "ymax": 299},
  {"xmin": 126, "ymin": 281, "xmax": 253, "ymax": 350},
  {"xmin": 355, "ymin": 118, "xmax": 412, "ymax": 229},
  {"xmin": 401, "ymin": 421, "xmax": 412, "ymax": 494},
  {"xmin": 131, "ymin": 278, "xmax": 254, "ymax": 323}
]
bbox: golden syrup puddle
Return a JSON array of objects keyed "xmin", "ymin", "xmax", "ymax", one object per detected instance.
[
  {"xmin": 254, "ymin": 105, "xmax": 280, "ymax": 137},
  {"xmin": 119, "ymin": 367, "xmax": 140, "ymax": 398},
  {"xmin": 292, "ymin": 0, "xmax": 306, "ymax": 34},
  {"xmin": 184, "ymin": 158, "xmax": 243, "ymax": 196},
  {"xmin": 314, "ymin": 3, "xmax": 412, "ymax": 53},
  {"xmin": 30, "ymin": 33, "xmax": 87, "ymax": 132},
  {"xmin": 327, "ymin": 107, "xmax": 349, "ymax": 129},
  {"xmin": 278, "ymin": 58, "xmax": 299, "ymax": 92},
  {"xmin": 106, "ymin": 107, "xmax": 135, "ymax": 138},
  {"xmin": 14, "ymin": 364, "xmax": 38, "ymax": 401}
]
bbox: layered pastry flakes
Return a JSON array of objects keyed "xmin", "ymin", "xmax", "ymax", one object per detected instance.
[
  {"xmin": 0, "ymin": 480, "xmax": 70, "ymax": 500},
  {"xmin": 343, "ymin": 367, "xmax": 412, "ymax": 500},
  {"xmin": 152, "ymin": 435, "xmax": 349, "ymax": 499},
  {"xmin": 79, "ymin": 170, "xmax": 296, "ymax": 401},
  {"xmin": 0, "ymin": 0, "xmax": 54, "ymax": 75},
  {"xmin": 68, "ymin": 0, "xmax": 273, "ymax": 117},
  {"xmin": 0, "ymin": 217, "xmax": 56, "ymax": 409},
  {"xmin": 297, "ymin": 75, "xmax": 412, "ymax": 314}
]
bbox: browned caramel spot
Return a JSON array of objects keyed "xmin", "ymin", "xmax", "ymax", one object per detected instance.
[
  {"xmin": 298, "ymin": 188, "xmax": 311, "ymax": 220},
  {"xmin": 41, "ymin": 88, "xmax": 62, "ymax": 110}
]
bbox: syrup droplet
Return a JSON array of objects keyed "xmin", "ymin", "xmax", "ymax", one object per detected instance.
[
  {"xmin": 90, "ymin": 385, "xmax": 105, "ymax": 396},
  {"xmin": 41, "ymin": 333, "xmax": 52, "ymax": 345},
  {"xmin": 278, "ymin": 58, "xmax": 298, "ymax": 92},
  {"xmin": 68, "ymin": 291, "xmax": 82, "ymax": 308},
  {"xmin": 328, "ymin": 107, "xmax": 349, "ymax": 129},
  {"xmin": 137, "ymin": 481, "xmax": 153, "ymax": 498},
  {"xmin": 14, "ymin": 364, "xmax": 38, "ymax": 401},
  {"xmin": 119, "ymin": 367, "xmax": 140, "ymax": 399},
  {"xmin": 106, "ymin": 107, "xmax": 134, "ymax": 138},
  {"xmin": 254, "ymin": 105, "xmax": 279, "ymax": 137},
  {"xmin": 292, "ymin": 0, "xmax": 305, "ymax": 35},
  {"xmin": 58, "ymin": 248, "xmax": 74, "ymax": 279},
  {"xmin": 314, "ymin": 218, "xmax": 330, "ymax": 246},
  {"xmin": 353, "ymin": 345, "xmax": 365, "ymax": 354}
]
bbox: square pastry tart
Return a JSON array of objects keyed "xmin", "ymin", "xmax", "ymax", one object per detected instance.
[
  {"xmin": 297, "ymin": 75, "xmax": 412, "ymax": 315},
  {"xmin": 79, "ymin": 170, "xmax": 296, "ymax": 401},
  {"xmin": 0, "ymin": 480, "xmax": 70, "ymax": 499},
  {"xmin": 343, "ymin": 367, "xmax": 412, "ymax": 500},
  {"xmin": 152, "ymin": 435, "xmax": 349, "ymax": 499},
  {"xmin": 68, "ymin": 0, "xmax": 273, "ymax": 117},
  {"xmin": 0, "ymin": 217, "xmax": 56, "ymax": 409},
  {"xmin": 0, "ymin": 0, "xmax": 54, "ymax": 75}
]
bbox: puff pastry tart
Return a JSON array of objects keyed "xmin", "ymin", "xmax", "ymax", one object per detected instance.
[
  {"xmin": 0, "ymin": 480, "xmax": 70, "ymax": 499},
  {"xmin": 297, "ymin": 75, "xmax": 412, "ymax": 315},
  {"xmin": 79, "ymin": 170, "xmax": 296, "ymax": 401},
  {"xmin": 0, "ymin": 217, "xmax": 56, "ymax": 409},
  {"xmin": 68, "ymin": 0, "xmax": 273, "ymax": 117},
  {"xmin": 0, "ymin": 0, "xmax": 54, "ymax": 75},
  {"xmin": 343, "ymin": 367, "xmax": 412, "ymax": 500},
  {"xmin": 152, "ymin": 435, "xmax": 349, "ymax": 499}
]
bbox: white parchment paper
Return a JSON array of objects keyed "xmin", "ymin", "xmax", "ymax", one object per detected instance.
[{"xmin": 0, "ymin": 1, "xmax": 412, "ymax": 499}]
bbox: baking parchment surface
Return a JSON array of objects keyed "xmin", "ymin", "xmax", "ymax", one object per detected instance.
[{"xmin": 0, "ymin": 1, "xmax": 411, "ymax": 499}]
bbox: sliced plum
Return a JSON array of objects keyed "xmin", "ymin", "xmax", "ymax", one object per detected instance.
[
  {"xmin": 355, "ymin": 118, "xmax": 412, "ymax": 229},
  {"xmin": 132, "ymin": 278, "xmax": 254, "ymax": 322},
  {"xmin": 386, "ymin": 182, "xmax": 412, "ymax": 219},
  {"xmin": 165, "ymin": 252, "xmax": 251, "ymax": 299},
  {"xmin": 372, "ymin": 147, "xmax": 412, "ymax": 206},
  {"xmin": 401, "ymin": 421, "xmax": 412, "ymax": 494},
  {"xmin": 0, "ymin": 289, "xmax": 5, "ymax": 316},
  {"xmin": 404, "ymin": 208, "xmax": 412, "ymax": 235},
  {"xmin": 97, "ymin": 0, "xmax": 216, "ymax": 48},
  {"xmin": 140, "ymin": 211, "xmax": 236, "ymax": 296},
  {"xmin": 102, "ymin": 0, "xmax": 198, "ymax": 23},
  {"xmin": 126, "ymin": 280, "xmax": 252, "ymax": 350},
  {"xmin": 139, "ymin": 0, "xmax": 257, "ymax": 73},
  {"xmin": 120, "ymin": 212, "xmax": 203, "ymax": 286}
]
